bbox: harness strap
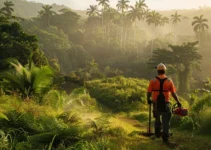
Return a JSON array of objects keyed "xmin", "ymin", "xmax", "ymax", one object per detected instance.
[{"xmin": 152, "ymin": 77, "xmax": 168, "ymax": 93}]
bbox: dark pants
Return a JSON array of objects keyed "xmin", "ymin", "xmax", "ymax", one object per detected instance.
[{"xmin": 153, "ymin": 102, "xmax": 172, "ymax": 140}]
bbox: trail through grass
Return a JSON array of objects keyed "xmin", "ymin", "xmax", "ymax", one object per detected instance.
[{"xmin": 79, "ymin": 110, "xmax": 211, "ymax": 150}]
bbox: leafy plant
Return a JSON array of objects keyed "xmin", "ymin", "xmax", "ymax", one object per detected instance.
[
  {"xmin": 0, "ymin": 130, "xmax": 10, "ymax": 150},
  {"xmin": 0, "ymin": 60, "xmax": 54, "ymax": 98}
]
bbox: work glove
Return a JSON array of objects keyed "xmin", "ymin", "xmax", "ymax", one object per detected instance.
[
  {"xmin": 177, "ymin": 102, "xmax": 182, "ymax": 107},
  {"xmin": 148, "ymin": 99, "xmax": 152, "ymax": 104}
]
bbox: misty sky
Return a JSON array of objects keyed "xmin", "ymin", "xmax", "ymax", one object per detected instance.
[{"xmin": 26, "ymin": 0, "xmax": 211, "ymax": 10}]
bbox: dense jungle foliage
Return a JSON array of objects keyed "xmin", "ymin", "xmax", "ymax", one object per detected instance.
[{"xmin": 1, "ymin": 0, "xmax": 211, "ymax": 149}]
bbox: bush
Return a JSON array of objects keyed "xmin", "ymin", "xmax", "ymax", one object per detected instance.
[
  {"xmin": 197, "ymin": 108, "xmax": 211, "ymax": 134},
  {"xmin": 86, "ymin": 76, "xmax": 148, "ymax": 112},
  {"xmin": 64, "ymin": 88, "xmax": 97, "ymax": 113},
  {"xmin": 41, "ymin": 90, "xmax": 66, "ymax": 110},
  {"xmin": 179, "ymin": 116, "xmax": 194, "ymax": 131}
]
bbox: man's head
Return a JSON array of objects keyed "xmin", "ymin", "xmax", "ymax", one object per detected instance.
[{"xmin": 156, "ymin": 63, "xmax": 166, "ymax": 75}]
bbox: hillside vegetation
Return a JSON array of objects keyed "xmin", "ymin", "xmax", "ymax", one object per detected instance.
[{"xmin": 1, "ymin": 0, "xmax": 211, "ymax": 149}]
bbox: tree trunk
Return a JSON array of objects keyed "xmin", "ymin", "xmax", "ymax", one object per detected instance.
[
  {"xmin": 178, "ymin": 64, "xmax": 191, "ymax": 93},
  {"xmin": 102, "ymin": 7, "xmax": 104, "ymax": 40},
  {"xmin": 121, "ymin": 9, "xmax": 124, "ymax": 48},
  {"xmin": 124, "ymin": 28, "xmax": 127, "ymax": 50},
  {"xmin": 173, "ymin": 24, "xmax": 177, "ymax": 44},
  {"xmin": 151, "ymin": 26, "xmax": 155, "ymax": 53}
]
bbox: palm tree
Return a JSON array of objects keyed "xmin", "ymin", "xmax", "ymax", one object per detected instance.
[
  {"xmin": 127, "ymin": 6, "xmax": 143, "ymax": 22},
  {"xmin": 59, "ymin": 8, "xmax": 71, "ymax": 14},
  {"xmin": 38, "ymin": 5, "xmax": 55, "ymax": 27},
  {"xmin": 86, "ymin": 5, "xmax": 99, "ymax": 17},
  {"xmin": 192, "ymin": 15, "xmax": 209, "ymax": 47},
  {"xmin": 96, "ymin": 0, "xmax": 110, "ymax": 39},
  {"xmin": 146, "ymin": 11, "xmax": 161, "ymax": 52},
  {"xmin": 146, "ymin": 11, "xmax": 161, "ymax": 26},
  {"xmin": 0, "ymin": 1, "xmax": 14, "ymax": 17},
  {"xmin": 142, "ymin": 8, "xmax": 150, "ymax": 20},
  {"xmin": 104, "ymin": 7, "xmax": 118, "ymax": 37},
  {"xmin": 171, "ymin": 11, "xmax": 181, "ymax": 26},
  {"xmin": 192, "ymin": 15, "xmax": 209, "ymax": 33},
  {"xmin": 127, "ymin": 6, "xmax": 143, "ymax": 45},
  {"xmin": 96, "ymin": 0, "xmax": 109, "ymax": 8},
  {"xmin": 135, "ymin": 0, "xmax": 148, "ymax": 10},
  {"xmin": 171, "ymin": 11, "xmax": 181, "ymax": 44},
  {"xmin": 160, "ymin": 16, "xmax": 169, "ymax": 26},
  {"xmin": 116, "ymin": 0, "xmax": 130, "ymax": 47}
]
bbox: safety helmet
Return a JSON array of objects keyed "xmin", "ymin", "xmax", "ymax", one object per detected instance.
[{"xmin": 156, "ymin": 63, "xmax": 167, "ymax": 70}]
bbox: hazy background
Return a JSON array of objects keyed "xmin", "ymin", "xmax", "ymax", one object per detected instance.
[{"xmin": 27, "ymin": 0, "xmax": 211, "ymax": 10}]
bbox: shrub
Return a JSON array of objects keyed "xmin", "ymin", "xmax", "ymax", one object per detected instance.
[
  {"xmin": 41, "ymin": 90, "xmax": 66, "ymax": 110},
  {"xmin": 179, "ymin": 116, "xmax": 194, "ymax": 131},
  {"xmin": 197, "ymin": 108, "xmax": 211, "ymax": 134},
  {"xmin": 64, "ymin": 88, "xmax": 97, "ymax": 113},
  {"xmin": 86, "ymin": 76, "xmax": 148, "ymax": 112}
]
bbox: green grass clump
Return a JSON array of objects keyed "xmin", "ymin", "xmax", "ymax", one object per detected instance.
[{"xmin": 132, "ymin": 112, "xmax": 149, "ymax": 123}]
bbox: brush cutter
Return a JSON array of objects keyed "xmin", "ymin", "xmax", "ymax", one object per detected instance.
[{"xmin": 172, "ymin": 103, "xmax": 188, "ymax": 116}]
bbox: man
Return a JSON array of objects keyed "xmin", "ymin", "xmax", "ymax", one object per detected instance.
[{"xmin": 147, "ymin": 63, "xmax": 182, "ymax": 143}]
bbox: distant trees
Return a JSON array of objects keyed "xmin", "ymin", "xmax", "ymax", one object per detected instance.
[
  {"xmin": 0, "ymin": 1, "xmax": 14, "ymax": 17},
  {"xmin": 146, "ymin": 11, "xmax": 161, "ymax": 52},
  {"xmin": 96, "ymin": 0, "xmax": 110, "ymax": 38},
  {"xmin": 38, "ymin": 5, "xmax": 55, "ymax": 27},
  {"xmin": 127, "ymin": 6, "xmax": 142, "ymax": 22},
  {"xmin": 86, "ymin": 5, "xmax": 99, "ymax": 17},
  {"xmin": 171, "ymin": 11, "xmax": 181, "ymax": 26},
  {"xmin": 170, "ymin": 11, "xmax": 181, "ymax": 43},
  {"xmin": 84, "ymin": 0, "xmax": 172, "ymax": 53},
  {"xmin": 116, "ymin": 0, "xmax": 130, "ymax": 47},
  {"xmin": 192, "ymin": 15, "xmax": 209, "ymax": 46},
  {"xmin": 50, "ymin": 8, "xmax": 81, "ymax": 44},
  {"xmin": 149, "ymin": 42, "xmax": 202, "ymax": 93},
  {"xmin": 127, "ymin": 6, "xmax": 142, "ymax": 45},
  {"xmin": 135, "ymin": 0, "xmax": 148, "ymax": 10},
  {"xmin": 146, "ymin": 11, "xmax": 161, "ymax": 28},
  {"xmin": 160, "ymin": 17, "xmax": 169, "ymax": 26},
  {"xmin": 192, "ymin": 15, "xmax": 209, "ymax": 32},
  {"xmin": 0, "ymin": 22, "xmax": 46, "ymax": 70}
]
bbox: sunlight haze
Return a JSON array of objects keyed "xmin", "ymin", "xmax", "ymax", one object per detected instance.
[{"xmin": 27, "ymin": 0, "xmax": 211, "ymax": 10}]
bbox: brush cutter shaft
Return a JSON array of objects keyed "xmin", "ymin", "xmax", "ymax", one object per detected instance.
[{"xmin": 148, "ymin": 103, "xmax": 151, "ymax": 135}]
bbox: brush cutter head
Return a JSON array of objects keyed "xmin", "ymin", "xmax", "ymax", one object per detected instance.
[{"xmin": 172, "ymin": 103, "xmax": 188, "ymax": 116}]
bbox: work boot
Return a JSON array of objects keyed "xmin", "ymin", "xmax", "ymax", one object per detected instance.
[
  {"xmin": 155, "ymin": 127, "xmax": 161, "ymax": 138},
  {"xmin": 162, "ymin": 132, "xmax": 169, "ymax": 143}
]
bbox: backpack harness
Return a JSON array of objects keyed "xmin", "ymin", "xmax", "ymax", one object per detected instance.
[{"xmin": 152, "ymin": 77, "xmax": 168, "ymax": 112}]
